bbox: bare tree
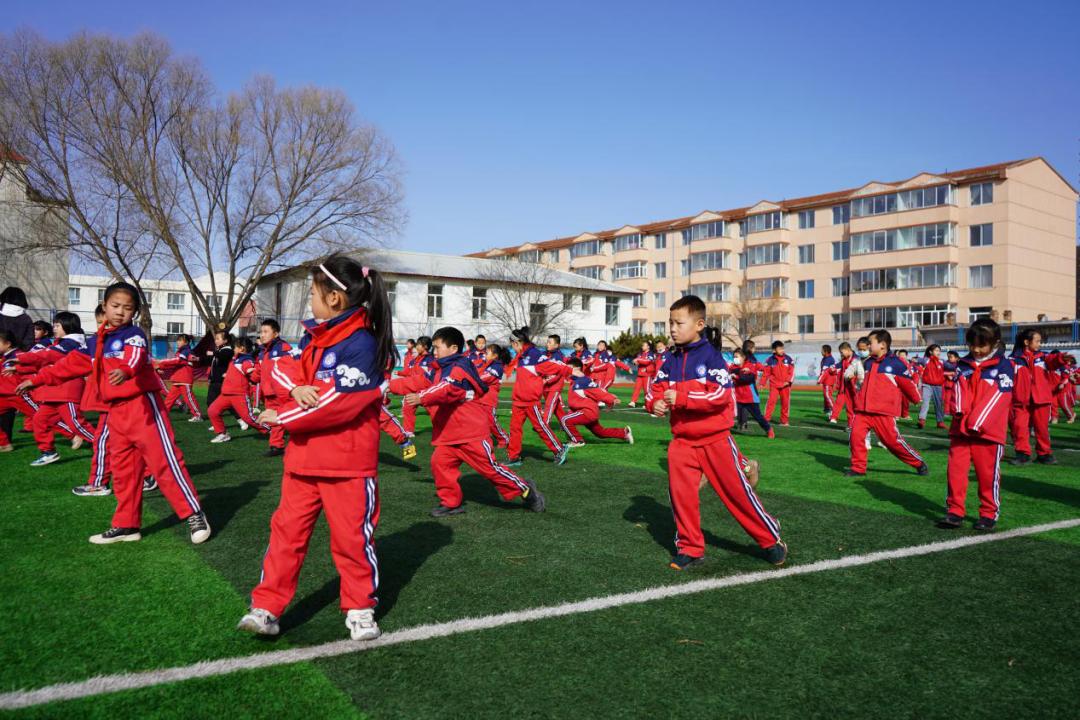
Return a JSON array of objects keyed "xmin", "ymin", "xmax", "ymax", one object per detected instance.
[
  {"xmin": 478, "ymin": 258, "xmax": 579, "ymax": 340},
  {"xmin": 718, "ymin": 282, "xmax": 785, "ymax": 348}
]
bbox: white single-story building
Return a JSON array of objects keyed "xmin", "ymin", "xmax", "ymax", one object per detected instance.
[{"xmin": 255, "ymin": 248, "xmax": 641, "ymax": 344}]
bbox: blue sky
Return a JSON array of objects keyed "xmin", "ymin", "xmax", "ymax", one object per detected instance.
[{"xmin": 6, "ymin": 0, "xmax": 1079, "ymax": 253}]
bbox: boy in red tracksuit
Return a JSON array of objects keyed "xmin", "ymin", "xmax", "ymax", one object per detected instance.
[
  {"xmin": 937, "ymin": 319, "xmax": 1014, "ymax": 532},
  {"xmin": 390, "ymin": 326, "xmax": 545, "ymax": 517},
  {"xmin": 647, "ymin": 295, "xmax": 786, "ymax": 570},
  {"xmin": 764, "ymin": 340, "xmax": 795, "ymax": 425},
  {"xmin": 399, "ymin": 336, "xmax": 433, "ymax": 435},
  {"xmin": 829, "ymin": 342, "xmax": 857, "ymax": 427},
  {"xmin": 157, "ymin": 334, "xmax": 202, "ymax": 421},
  {"xmin": 1051, "ymin": 359, "xmax": 1076, "ymax": 423},
  {"xmin": 559, "ymin": 357, "xmax": 633, "ymax": 446},
  {"xmin": 479, "ymin": 343, "xmax": 512, "ymax": 449},
  {"xmin": 240, "ymin": 256, "xmax": 392, "ymax": 641},
  {"xmin": 731, "ymin": 349, "xmax": 774, "ymax": 437},
  {"xmin": 470, "ymin": 334, "xmax": 487, "ymax": 367},
  {"xmin": 254, "ymin": 319, "xmax": 293, "ymax": 457},
  {"xmin": 541, "ymin": 334, "xmax": 567, "ymax": 423},
  {"xmin": 591, "ymin": 340, "xmax": 630, "ymax": 391},
  {"xmin": 845, "ymin": 329, "xmax": 928, "ymax": 477},
  {"xmin": 628, "ymin": 341, "xmax": 656, "ymax": 408},
  {"xmin": 818, "ymin": 344, "xmax": 837, "ymax": 415},
  {"xmin": 1008, "ymin": 329, "xmax": 1068, "ymax": 465},
  {"xmin": 17, "ymin": 282, "xmax": 209, "ymax": 544},
  {"xmin": 507, "ymin": 327, "xmax": 571, "ymax": 467},
  {"xmin": 208, "ymin": 337, "xmax": 271, "ymax": 443}
]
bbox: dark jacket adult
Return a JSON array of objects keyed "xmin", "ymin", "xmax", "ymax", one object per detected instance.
[{"xmin": 0, "ymin": 287, "xmax": 34, "ymax": 350}]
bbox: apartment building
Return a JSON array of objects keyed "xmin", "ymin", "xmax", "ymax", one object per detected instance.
[{"xmin": 468, "ymin": 158, "xmax": 1078, "ymax": 343}]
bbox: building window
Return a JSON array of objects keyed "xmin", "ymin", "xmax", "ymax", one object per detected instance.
[
  {"xmin": 798, "ymin": 244, "xmax": 815, "ymax": 264},
  {"xmin": 851, "ymin": 185, "xmax": 952, "ymax": 217},
  {"xmin": 614, "ymin": 233, "xmax": 644, "ymax": 252},
  {"xmin": 681, "ymin": 221, "xmax": 725, "ymax": 244},
  {"xmin": 654, "ymin": 292, "xmax": 666, "ymax": 308},
  {"xmin": 797, "ymin": 280, "xmax": 815, "ymax": 299},
  {"xmin": 680, "ymin": 259, "xmax": 690, "ymax": 276},
  {"xmin": 530, "ymin": 303, "xmax": 546, "ymax": 330},
  {"xmin": 690, "ymin": 250, "xmax": 729, "ymax": 272},
  {"xmin": 547, "ymin": 249, "xmax": 561, "ymax": 263},
  {"xmin": 797, "ymin": 314, "xmax": 815, "ymax": 334},
  {"xmin": 166, "ymin": 322, "xmax": 184, "ymax": 335},
  {"xmin": 143, "ymin": 291, "xmax": 153, "ymax": 308},
  {"xmin": 632, "ymin": 319, "xmax": 646, "ymax": 334},
  {"xmin": 68, "ymin": 287, "xmax": 81, "ymax": 306},
  {"xmin": 832, "ymin": 240, "xmax": 850, "ymax": 261},
  {"xmin": 653, "ymin": 322, "xmax": 666, "ymax": 335},
  {"xmin": 969, "ymin": 306, "xmax": 992, "ymax": 321},
  {"xmin": 573, "ymin": 266, "xmax": 602, "ymax": 280},
  {"xmin": 742, "ymin": 211, "xmax": 782, "ymax": 234},
  {"xmin": 427, "ymin": 284, "xmax": 443, "ymax": 318},
  {"xmin": 689, "ymin": 283, "xmax": 729, "ymax": 302},
  {"xmin": 207, "ymin": 294, "xmax": 223, "ymax": 313},
  {"xmin": 850, "ymin": 264, "xmax": 955, "ymax": 293},
  {"xmin": 970, "ymin": 223, "xmax": 993, "ymax": 247},
  {"xmin": 632, "ymin": 293, "xmax": 645, "ymax": 308},
  {"xmin": 832, "ymin": 204, "xmax": 851, "ymax": 224},
  {"xmin": 581, "ymin": 295, "xmax": 591, "ymax": 312},
  {"xmin": 97, "ymin": 288, "xmax": 106, "ymax": 303},
  {"xmin": 653, "ymin": 234, "xmax": 667, "ymax": 250},
  {"xmin": 740, "ymin": 243, "xmax": 786, "ymax": 268},
  {"xmin": 570, "ymin": 239, "xmax": 600, "ymax": 258},
  {"xmin": 850, "ymin": 304, "xmax": 954, "ymax": 329},
  {"xmin": 654, "ymin": 262, "xmax": 667, "ymax": 279},
  {"xmin": 517, "ymin": 249, "xmax": 541, "ymax": 263},
  {"xmin": 970, "ymin": 182, "xmax": 993, "ymax": 206},
  {"xmin": 798, "ymin": 210, "xmax": 815, "ymax": 229},
  {"xmin": 832, "ymin": 313, "xmax": 850, "ymax": 333},
  {"xmin": 563, "ymin": 293, "xmax": 574, "ymax": 310},
  {"xmin": 850, "ymin": 223, "xmax": 954, "ymax": 255},
  {"xmin": 471, "ymin": 287, "xmax": 488, "ymax": 319},
  {"xmin": 167, "ymin": 292, "xmax": 185, "ymax": 311},
  {"xmin": 969, "ymin": 265, "xmax": 993, "ymax": 289},
  {"xmin": 832, "ymin": 277, "xmax": 850, "ymax": 296},
  {"xmin": 605, "ymin": 297, "xmax": 619, "ymax": 326},
  {"xmin": 613, "ymin": 261, "xmax": 648, "ymax": 280},
  {"xmin": 744, "ymin": 278, "xmax": 787, "ymax": 299},
  {"xmin": 386, "ymin": 282, "xmax": 397, "ymax": 314}
]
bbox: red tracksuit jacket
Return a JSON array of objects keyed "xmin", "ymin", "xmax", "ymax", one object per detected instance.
[
  {"xmin": 818, "ymin": 355, "xmax": 837, "ymax": 386},
  {"xmin": 764, "ymin": 353, "xmax": 795, "ymax": 388},
  {"xmin": 221, "ymin": 354, "xmax": 259, "ymax": 396},
  {"xmin": 542, "ymin": 348, "xmax": 566, "ymax": 391},
  {"xmin": 645, "ymin": 338, "xmax": 735, "ymax": 440},
  {"xmin": 731, "ymin": 365, "xmax": 761, "ymax": 404},
  {"xmin": 567, "ymin": 374, "xmax": 617, "ymax": 412},
  {"xmin": 0, "ymin": 348, "xmax": 22, "ymax": 396},
  {"xmin": 948, "ymin": 350, "xmax": 1014, "ymax": 444},
  {"xmin": 16, "ymin": 334, "xmax": 87, "ymax": 403},
  {"xmin": 158, "ymin": 345, "xmax": 196, "ymax": 384},
  {"xmin": 1010, "ymin": 349, "xmax": 1065, "ymax": 406},
  {"xmin": 478, "ymin": 359, "xmax": 505, "ymax": 408},
  {"xmin": 634, "ymin": 351, "xmax": 656, "ymax": 377},
  {"xmin": 854, "ymin": 353, "xmax": 921, "ymax": 417},
  {"xmin": 512, "ymin": 344, "xmax": 569, "ymax": 404},
  {"xmin": 255, "ymin": 338, "xmax": 294, "ymax": 399},
  {"xmin": 388, "ymin": 352, "xmax": 490, "ymax": 445},
  {"xmin": 921, "ymin": 355, "xmax": 945, "ymax": 386}
]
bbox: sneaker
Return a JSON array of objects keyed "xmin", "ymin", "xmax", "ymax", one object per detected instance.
[
  {"xmin": 763, "ymin": 540, "xmax": 788, "ymax": 566},
  {"xmin": 263, "ymin": 446, "xmax": 285, "ymax": 458},
  {"xmin": 89, "ymin": 526, "xmax": 141, "ymax": 544},
  {"xmin": 973, "ymin": 517, "xmax": 997, "ymax": 532},
  {"xmin": 143, "ymin": 476, "xmax": 159, "ymax": 493},
  {"xmin": 505, "ymin": 457, "xmax": 523, "ymax": 467},
  {"xmin": 30, "ymin": 451, "xmax": 60, "ymax": 467},
  {"xmin": 625, "ymin": 426, "xmax": 634, "ymax": 445},
  {"xmin": 745, "ymin": 459, "xmax": 760, "ymax": 489},
  {"xmin": 917, "ymin": 419, "xmax": 926, "ymax": 429},
  {"xmin": 187, "ymin": 416, "xmax": 203, "ymax": 423},
  {"xmin": 187, "ymin": 511, "xmax": 211, "ymax": 544},
  {"xmin": 936, "ymin": 513, "xmax": 963, "ymax": 529},
  {"xmin": 1035, "ymin": 454, "xmax": 1057, "ymax": 465},
  {"xmin": 1069, "ymin": 416, "xmax": 1076, "ymax": 424},
  {"xmin": 916, "ymin": 463, "xmax": 930, "ymax": 476},
  {"xmin": 401, "ymin": 442, "xmax": 417, "ymax": 461},
  {"xmin": 554, "ymin": 444, "xmax": 570, "ymax": 466},
  {"xmin": 430, "ymin": 504, "xmax": 466, "ymax": 518},
  {"xmin": 568, "ymin": 441, "xmax": 587, "ymax": 448},
  {"xmin": 1009, "ymin": 453, "xmax": 1031, "ymax": 466},
  {"xmin": 72, "ymin": 484, "xmax": 112, "ymax": 497},
  {"xmin": 210, "ymin": 433, "xmax": 231, "ymax": 443},
  {"xmin": 521, "ymin": 479, "xmax": 546, "ymax": 513},
  {"xmin": 766, "ymin": 428, "xmax": 776, "ymax": 439},
  {"xmin": 1050, "ymin": 417, "xmax": 1058, "ymax": 425},
  {"xmin": 404, "ymin": 431, "xmax": 415, "ymax": 439},
  {"xmin": 0, "ymin": 444, "xmax": 12, "ymax": 453},
  {"xmin": 237, "ymin": 608, "xmax": 280, "ymax": 636},
  {"xmin": 345, "ymin": 608, "xmax": 381, "ymax": 641},
  {"xmin": 238, "ymin": 420, "xmax": 249, "ymax": 431},
  {"xmin": 936, "ymin": 421, "xmax": 947, "ymax": 429},
  {"xmin": 669, "ymin": 553, "xmax": 705, "ymax": 571},
  {"xmin": 628, "ymin": 401, "xmax": 636, "ymax": 408},
  {"xmin": 71, "ymin": 435, "xmax": 84, "ymax": 450},
  {"xmin": 864, "ymin": 436, "xmax": 872, "ymax": 450},
  {"xmin": 843, "ymin": 469, "xmax": 866, "ymax": 477},
  {"xmin": 780, "ymin": 422, "xmax": 790, "ymax": 427},
  {"xmin": 829, "ymin": 418, "xmax": 837, "ymax": 424}
]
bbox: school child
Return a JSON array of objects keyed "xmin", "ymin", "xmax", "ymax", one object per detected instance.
[
  {"xmin": 559, "ymin": 357, "xmax": 633, "ymax": 446},
  {"xmin": 207, "ymin": 337, "xmax": 271, "ymax": 443},
  {"xmin": 506, "ymin": 327, "xmax": 571, "ymax": 467},
  {"xmin": 204, "ymin": 330, "xmax": 234, "ymax": 410},
  {"xmin": 735, "ymin": 341, "xmax": 763, "ymax": 430},
  {"xmin": 653, "ymin": 340, "xmax": 671, "ymax": 375},
  {"xmin": 17, "ymin": 282, "xmax": 209, "ymax": 544},
  {"xmin": 845, "ymin": 329, "xmax": 927, "ymax": 477},
  {"xmin": 941, "ymin": 350, "xmax": 960, "ymax": 423},
  {"xmin": 1050, "ymin": 355, "xmax": 1076, "ymax": 423},
  {"xmin": 541, "ymin": 334, "xmax": 567, "ymax": 423},
  {"xmin": 402, "ymin": 339, "xmax": 417, "ymax": 370},
  {"xmin": 763, "ymin": 340, "xmax": 795, "ymax": 425},
  {"xmin": 157, "ymin": 333, "xmax": 202, "ymax": 422},
  {"xmin": 917, "ymin": 345, "xmax": 947, "ymax": 429},
  {"xmin": 646, "ymin": 295, "xmax": 786, "ymax": 570},
  {"xmin": 238, "ymin": 256, "xmax": 391, "ymax": 640},
  {"xmin": 470, "ymin": 334, "xmax": 487, "ymax": 366},
  {"xmin": 894, "ymin": 349, "xmax": 912, "ymax": 419},
  {"xmin": 628, "ymin": 341, "xmax": 656, "ymax": 408},
  {"xmin": 730, "ymin": 348, "xmax": 775, "ymax": 438},
  {"xmin": 829, "ymin": 342, "xmax": 857, "ymax": 427},
  {"xmin": 591, "ymin": 340, "xmax": 630, "ymax": 391},
  {"xmin": 937, "ymin": 319, "xmax": 1014, "ymax": 532},
  {"xmin": 818, "ymin": 344, "xmax": 837, "ymax": 415},
  {"xmin": 0, "ymin": 331, "xmax": 30, "ymax": 452},
  {"xmin": 479, "ymin": 343, "xmax": 512, "ymax": 449},
  {"xmin": 1008, "ymin": 329, "xmax": 1068, "ymax": 465},
  {"xmin": 252, "ymin": 319, "xmax": 294, "ymax": 457},
  {"xmin": 399, "ymin": 336, "xmax": 433, "ymax": 436},
  {"xmin": 571, "ymin": 337, "xmax": 594, "ymax": 369}
]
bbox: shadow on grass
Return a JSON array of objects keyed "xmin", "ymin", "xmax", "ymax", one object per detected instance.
[
  {"xmin": 142, "ymin": 479, "xmax": 268, "ymax": 538},
  {"xmin": 623, "ymin": 494, "xmax": 758, "ymax": 560},
  {"xmin": 856, "ymin": 479, "xmax": 940, "ymax": 519},
  {"xmin": 378, "ymin": 450, "xmax": 422, "ymax": 472},
  {"xmin": 804, "ymin": 450, "xmax": 851, "ymax": 474},
  {"xmin": 1001, "ymin": 474, "xmax": 1080, "ymax": 508}
]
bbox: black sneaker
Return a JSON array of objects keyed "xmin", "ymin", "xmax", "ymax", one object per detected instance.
[
  {"xmin": 89, "ymin": 527, "xmax": 141, "ymax": 544},
  {"xmin": 763, "ymin": 540, "xmax": 788, "ymax": 566},
  {"xmin": 915, "ymin": 463, "xmax": 930, "ymax": 476},
  {"xmin": 142, "ymin": 476, "xmax": 159, "ymax": 493},
  {"xmin": 1009, "ymin": 453, "xmax": 1031, "ymax": 466},
  {"xmin": 936, "ymin": 513, "xmax": 963, "ymax": 529},
  {"xmin": 521, "ymin": 479, "xmax": 546, "ymax": 513},
  {"xmin": 187, "ymin": 512, "xmax": 211, "ymax": 544},
  {"xmin": 263, "ymin": 446, "xmax": 285, "ymax": 457},
  {"xmin": 430, "ymin": 504, "xmax": 466, "ymax": 518},
  {"xmin": 843, "ymin": 469, "xmax": 866, "ymax": 477},
  {"xmin": 1035, "ymin": 454, "xmax": 1057, "ymax": 465},
  {"xmin": 973, "ymin": 517, "xmax": 997, "ymax": 532},
  {"xmin": 669, "ymin": 554, "xmax": 705, "ymax": 571}
]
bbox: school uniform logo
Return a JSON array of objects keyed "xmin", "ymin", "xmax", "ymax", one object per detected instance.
[
  {"xmin": 110, "ymin": 339, "xmax": 123, "ymax": 352},
  {"xmin": 997, "ymin": 374, "xmax": 1013, "ymax": 389},
  {"xmin": 336, "ymin": 364, "xmax": 370, "ymax": 388},
  {"xmin": 695, "ymin": 364, "xmax": 707, "ymax": 377},
  {"xmin": 322, "ymin": 352, "xmax": 337, "ymax": 368}
]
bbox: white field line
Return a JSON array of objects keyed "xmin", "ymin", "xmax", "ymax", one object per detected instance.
[{"xmin": 3, "ymin": 517, "xmax": 1079, "ymax": 710}]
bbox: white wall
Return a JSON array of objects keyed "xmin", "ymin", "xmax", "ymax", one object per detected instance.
[{"xmin": 0, "ymin": 167, "xmax": 69, "ymax": 313}]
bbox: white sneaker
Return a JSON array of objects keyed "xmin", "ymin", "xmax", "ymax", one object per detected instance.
[
  {"xmin": 568, "ymin": 441, "xmax": 586, "ymax": 448},
  {"xmin": 187, "ymin": 416, "xmax": 202, "ymax": 423},
  {"xmin": 237, "ymin": 608, "xmax": 280, "ymax": 636},
  {"xmin": 628, "ymin": 401, "xmax": 636, "ymax": 408},
  {"xmin": 71, "ymin": 436, "xmax": 84, "ymax": 450},
  {"xmin": 238, "ymin": 420, "xmax": 249, "ymax": 431},
  {"xmin": 73, "ymin": 484, "xmax": 112, "ymax": 497},
  {"xmin": 829, "ymin": 418, "xmax": 837, "ymax": 424},
  {"xmin": 210, "ymin": 433, "xmax": 231, "ymax": 444},
  {"xmin": 865, "ymin": 436, "xmax": 872, "ymax": 450},
  {"xmin": 625, "ymin": 426, "xmax": 634, "ymax": 445},
  {"xmin": 346, "ymin": 608, "xmax": 380, "ymax": 641},
  {"xmin": 89, "ymin": 527, "xmax": 141, "ymax": 544}
]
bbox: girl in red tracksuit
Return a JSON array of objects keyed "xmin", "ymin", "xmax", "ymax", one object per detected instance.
[
  {"xmin": 941, "ymin": 350, "xmax": 960, "ymax": 419},
  {"xmin": 918, "ymin": 345, "xmax": 947, "ymax": 429},
  {"xmin": 390, "ymin": 326, "xmax": 545, "ymax": 517},
  {"xmin": 253, "ymin": 320, "xmax": 294, "ymax": 456},
  {"xmin": 399, "ymin": 336, "xmax": 433, "ymax": 435},
  {"xmin": 646, "ymin": 295, "xmax": 785, "ymax": 570},
  {"xmin": 1051, "ymin": 359, "xmax": 1076, "ymax": 423},
  {"xmin": 17, "ymin": 283, "xmax": 209, "ymax": 544},
  {"xmin": 507, "ymin": 327, "xmax": 571, "ymax": 466},
  {"xmin": 829, "ymin": 342, "xmax": 857, "ymax": 428},
  {"xmin": 628, "ymin": 341, "xmax": 656, "ymax": 407},
  {"xmin": 731, "ymin": 349, "xmax": 774, "ymax": 437},
  {"xmin": 938, "ymin": 319, "xmax": 1014, "ymax": 532},
  {"xmin": 846, "ymin": 330, "xmax": 927, "ymax": 477},
  {"xmin": 0, "ymin": 331, "xmax": 28, "ymax": 451},
  {"xmin": 764, "ymin": 341, "xmax": 795, "ymax": 425},
  {"xmin": 157, "ymin": 333, "xmax": 202, "ymax": 421},
  {"xmin": 479, "ymin": 343, "xmax": 512, "ymax": 449},
  {"xmin": 1008, "ymin": 329, "xmax": 1068, "ymax": 465},
  {"xmin": 207, "ymin": 337, "xmax": 270, "ymax": 443},
  {"xmin": 591, "ymin": 340, "xmax": 630, "ymax": 391},
  {"xmin": 559, "ymin": 356, "xmax": 633, "ymax": 446},
  {"xmin": 818, "ymin": 345, "xmax": 838, "ymax": 415},
  {"xmin": 541, "ymin": 334, "xmax": 567, "ymax": 424},
  {"xmin": 240, "ymin": 256, "xmax": 393, "ymax": 641}
]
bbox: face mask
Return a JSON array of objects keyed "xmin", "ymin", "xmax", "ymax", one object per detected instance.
[
  {"xmin": 731, "ymin": 357, "xmax": 742, "ymax": 366},
  {"xmin": 972, "ymin": 349, "xmax": 994, "ymax": 363},
  {"xmin": 856, "ymin": 349, "xmax": 869, "ymax": 359}
]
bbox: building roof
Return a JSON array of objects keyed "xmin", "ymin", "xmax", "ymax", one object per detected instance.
[
  {"xmin": 466, "ymin": 157, "xmax": 1070, "ymax": 258},
  {"xmin": 0, "ymin": 147, "xmax": 29, "ymax": 164},
  {"xmin": 260, "ymin": 248, "xmax": 641, "ymax": 295}
]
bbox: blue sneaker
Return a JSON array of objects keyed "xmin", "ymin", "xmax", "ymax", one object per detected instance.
[
  {"xmin": 554, "ymin": 445, "xmax": 570, "ymax": 466},
  {"xmin": 30, "ymin": 451, "xmax": 60, "ymax": 467}
]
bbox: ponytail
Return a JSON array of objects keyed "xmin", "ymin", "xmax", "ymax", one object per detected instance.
[
  {"xmin": 488, "ymin": 342, "xmax": 512, "ymax": 364},
  {"xmin": 312, "ymin": 253, "xmax": 398, "ymax": 372},
  {"xmin": 511, "ymin": 326, "xmax": 532, "ymax": 344}
]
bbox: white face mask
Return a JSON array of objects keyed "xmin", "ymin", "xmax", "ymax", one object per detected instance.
[
  {"xmin": 731, "ymin": 357, "xmax": 743, "ymax": 366},
  {"xmin": 856, "ymin": 349, "xmax": 869, "ymax": 359},
  {"xmin": 972, "ymin": 349, "xmax": 994, "ymax": 362}
]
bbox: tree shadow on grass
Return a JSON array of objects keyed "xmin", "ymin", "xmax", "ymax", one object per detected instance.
[
  {"xmin": 623, "ymin": 494, "xmax": 758, "ymax": 560},
  {"xmin": 856, "ymin": 479, "xmax": 940, "ymax": 520},
  {"xmin": 142, "ymin": 479, "xmax": 268, "ymax": 538}
]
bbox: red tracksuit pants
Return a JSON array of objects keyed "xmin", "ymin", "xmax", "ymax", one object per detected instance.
[
  {"xmin": 264, "ymin": 396, "xmax": 287, "ymax": 449},
  {"xmin": 946, "ymin": 438, "xmax": 1003, "ymax": 521},
  {"xmin": 379, "ymin": 404, "xmax": 408, "ymax": 445},
  {"xmin": 830, "ymin": 391, "xmax": 854, "ymax": 428},
  {"xmin": 432, "ymin": 438, "xmax": 529, "ymax": 508},
  {"xmin": 486, "ymin": 405, "xmax": 510, "ymax": 448},
  {"xmin": 402, "ymin": 400, "xmax": 427, "ymax": 434},
  {"xmin": 849, "ymin": 413, "xmax": 924, "ymax": 474},
  {"xmin": 508, "ymin": 401, "xmax": 563, "ymax": 459},
  {"xmin": 0, "ymin": 395, "xmax": 39, "ymax": 445},
  {"xmin": 164, "ymin": 383, "xmax": 202, "ymax": 419},
  {"xmin": 668, "ymin": 433, "xmax": 781, "ymax": 557},
  {"xmin": 34, "ymin": 401, "xmax": 95, "ymax": 452},
  {"xmin": 558, "ymin": 407, "xmax": 628, "ymax": 444},
  {"xmin": 252, "ymin": 472, "xmax": 379, "ymax": 616},
  {"xmin": 108, "ymin": 393, "xmax": 202, "ymax": 528},
  {"xmin": 208, "ymin": 393, "xmax": 269, "ymax": 435},
  {"xmin": 821, "ymin": 384, "xmax": 835, "ymax": 413},
  {"xmin": 630, "ymin": 376, "xmax": 651, "ymax": 404},
  {"xmin": 542, "ymin": 386, "xmax": 563, "ymax": 423},
  {"xmin": 87, "ymin": 411, "xmax": 147, "ymax": 488},
  {"xmin": 765, "ymin": 385, "xmax": 791, "ymax": 424},
  {"xmin": 1010, "ymin": 403, "xmax": 1051, "ymax": 457},
  {"xmin": 1055, "ymin": 389, "xmax": 1075, "ymax": 421}
]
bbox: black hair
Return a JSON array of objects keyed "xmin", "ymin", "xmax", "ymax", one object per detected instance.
[
  {"xmin": 311, "ymin": 253, "xmax": 398, "ymax": 372},
  {"xmin": 0, "ymin": 287, "xmax": 28, "ymax": 308},
  {"xmin": 93, "ymin": 304, "xmax": 105, "ymax": 317},
  {"xmin": 966, "ymin": 318, "xmax": 1002, "ymax": 351},
  {"xmin": 215, "ymin": 330, "xmax": 234, "ymax": 345},
  {"xmin": 838, "ymin": 341, "xmax": 852, "ymax": 352},
  {"xmin": 596, "ymin": 339, "xmax": 608, "ymax": 350},
  {"xmin": 548, "ymin": 334, "xmax": 561, "ymax": 345},
  {"xmin": 670, "ymin": 294, "xmax": 706, "ymax": 320},
  {"xmin": 924, "ymin": 344, "xmax": 941, "ymax": 357},
  {"xmin": 0, "ymin": 329, "xmax": 16, "ymax": 346},
  {"xmin": 511, "ymin": 327, "xmax": 532, "ymax": 344},
  {"xmin": 406, "ymin": 338, "xmax": 416, "ymax": 346},
  {"xmin": 176, "ymin": 333, "xmax": 192, "ymax": 343},
  {"xmin": 642, "ymin": 340, "xmax": 655, "ymax": 352},
  {"xmin": 52, "ymin": 311, "xmax": 83, "ymax": 336},
  {"xmin": 103, "ymin": 282, "xmax": 142, "ymax": 318},
  {"xmin": 32, "ymin": 320, "xmax": 53, "ymax": 337},
  {"xmin": 741, "ymin": 339, "xmax": 755, "ymax": 354},
  {"xmin": 566, "ymin": 356, "xmax": 584, "ymax": 369},
  {"xmin": 868, "ymin": 329, "xmax": 892, "ymax": 350},
  {"xmin": 703, "ymin": 326, "xmax": 723, "ymax": 350},
  {"xmin": 733, "ymin": 347, "xmax": 746, "ymax": 357},
  {"xmin": 1012, "ymin": 327, "xmax": 1041, "ymax": 355},
  {"xmin": 260, "ymin": 318, "xmax": 281, "ymax": 333},
  {"xmin": 433, "ymin": 326, "xmax": 466, "ymax": 354},
  {"xmin": 771, "ymin": 340, "xmax": 784, "ymax": 350},
  {"xmin": 896, "ymin": 349, "xmax": 908, "ymax": 356},
  {"xmin": 234, "ymin": 337, "xmax": 255, "ymax": 354},
  {"xmin": 416, "ymin": 335, "xmax": 432, "ymax": 351},
  {"xmin": 466, "ymin": 339, "xmax": 476, "ymax": 351},
  {"xmin": 487, "ymin": 342, "xmax": 511, "ymax": 364},
  {"xmin": 573, "ymin": 336, "xmax": 588, "ymax": 350},
  {"xmin": 947, "ymin": 350, "xmax": 961, "ymax": 360},
  {"xmin": 856, "ymin": 336, "xmax": 870, "ymax": 346},
  {"xmin": 821, "ymin": 344, "xmax": 832, "ymax": 353},
  {"xmin": 475, "ymin": 334, "xmax": 486, "ymax": 342}
]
